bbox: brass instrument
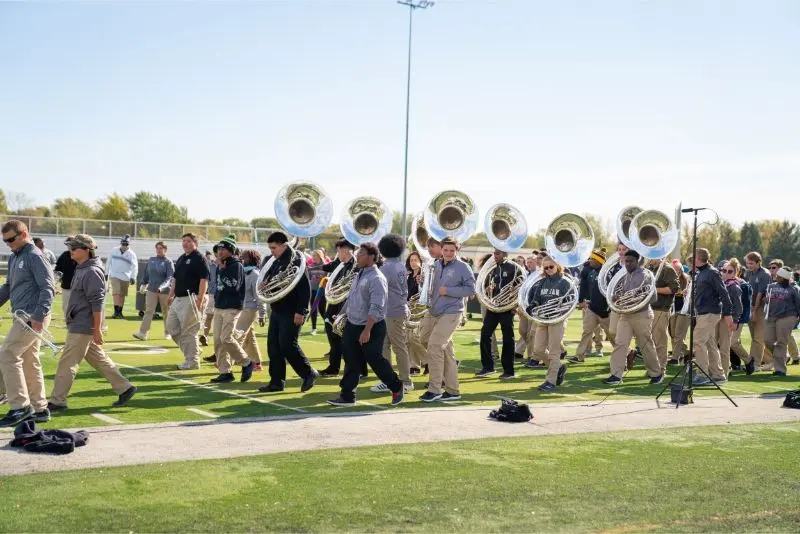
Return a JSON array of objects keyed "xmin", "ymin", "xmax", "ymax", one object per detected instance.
[
  {"xmin": 13, "ymin": 310, "xmax": 61, "ymax": 355},
  {"xmin": 331, "ymin": 313, "xmax": 348, "ymax": 337},
  {"xmin": 517, "ymin": 213, "xmax": 594, "ymax": 324},
  {"xmin": 598, "ymin": 206, "xmax": 643, "ymax": 296},
  {"xmin": 257, "ymin": 181, "xmax": 332, "ymax": 304},
  {"xmin": 187, "ymin": 291, "xmax": 204, "ymax": 323},
  {"xmin": 475, "ymin": 203, "xmax": 527, "ymax": 313}
]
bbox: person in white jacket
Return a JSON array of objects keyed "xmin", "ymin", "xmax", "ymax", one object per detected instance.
[{"xmin": 106, "ymin": 234, "xmax": 138, "ymax": 319}]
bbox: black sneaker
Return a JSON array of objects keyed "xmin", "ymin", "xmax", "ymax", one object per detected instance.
[
  {"xmin": 47, "ymin": 402, "xmax": 68, "ymax": 412},
  {"xmin": 773, "ymin": 371, "xmax": 787, "ymax": 377},
  {"xmin": 419, "ymin": 391, "xmax": 442, "ymax": 402},
  {"xmin": 318, "ymin": 368, "xmax": 339, "ymax": 378},
  {"xmin": 210, "ymin": 373, "xmax": 235, "ymax": 383},
  {"xmin": 33, "ymin": 408, "xmax": 51, "ymax": 423},
  {"xmin": 259, "ymin": 383, "xmax": 284, "ymax": 392},
  {"xmin": 409, "ymin": 367, "xmax": 421, "ymax": 375},
  {"xmin": 203, "ymin": 355, "xmax": 217, "ymax": 363},
  {"xmin": 391, "ymin": 388, "xmax": 404, "ymax": 405},
  {"xmin": 240, "ymin": 361, "xmax": 254, "ymax": 383},
  {"xmin": 667, "ymin": 358, "xmax": 680, "ymax": 365},
  {"xmin": 603, "ymin": 375, "xmax": 623, "ymax": 385},
  {"xmin": 560, "ymin": 351, "xmax": 567, "ymax": 360},
  {"xmin": 439, "ymin": 392, "xmax": 461, "ymax": 401},
  {"xmin": 422, "ymin": 364, "xmax": 429, "ymax": 375},
  {"xmin": 524, "ymin": 358, "xmax": 542, "ymax": 368},
  {"xmin": 556, "ymin": 364, "xmax": 567, "ymax": 386},
  {"xmin": 567, "ymin": 356, "xmax": 582, "ymax": 364},
  {"xmin": 327, "ymin": 396, "xmax": 356, "ymax": 407},
  {"xmin": 792, "ymin": 359, "xmax": 800, "ymax": 365},
  {"xmin": 0, "ymin": 406, "xmax": 34, "ymax": 428},
  {"xmin": 475, "ymin": 369, "xmax": 497, "ymax": 377},
  {"xmin": 514, "ymin": 352, "xmax": 524, "ymax": 360},
  {"xmin": 649, "ymin": 374, "xmax": 664, "ymax": 385},
  {"xmin": 301, "ymin": 370, "xmax": 319, "ymax": 392},
  {"xmin": 499, "ymin": 373, "xmax": 516, "ymax": 380},
  {"xmin": 112, "ymin": 386, "xmax": 137, "ymax": 407},
  {"xmin": 538, "ymin": 381, "xmax": 556, "ymax": 392},
  {"xmin": 199, "ymin": 334, "xmax": 209, "ymax": 347},
  {"xmin": 745, "ymin": 358, "xmax": 755, "ymax": 375}
]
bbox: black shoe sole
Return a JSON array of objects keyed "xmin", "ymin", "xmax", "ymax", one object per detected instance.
[
  {"xmin": 259, "ymin": 385, "xmax": 284, "ymax": 392},
  {"xmin": 112, "ymin": 386, "xmax": 137, "ymax": 407},
  {"xmin": 556, "ymin": 365, "xmax": 567, "ymax": 386},
  {"xmin": 240, "ymin": 363, "xmax": 254, "ymax": 383}
]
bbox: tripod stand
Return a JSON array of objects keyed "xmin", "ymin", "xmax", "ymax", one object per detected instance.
[{"xmin": 656, "ymin": 207, "xmax": 738, "ymax": 409}]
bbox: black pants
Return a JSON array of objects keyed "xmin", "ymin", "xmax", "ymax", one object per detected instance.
[
  {"xmin": 267, "ymin": 311, "xmax": 314, "ymax": 386},
  {"xmin": 323, "ymin": 307, "xmax": 367, "ymax": 376},
  {"xmin": 480, "ymin": 310, "xmax": 515, "ymax": 374},
  {"xmin": 339, "ymin": 321, "xmax": 400, "ymax": 402}
]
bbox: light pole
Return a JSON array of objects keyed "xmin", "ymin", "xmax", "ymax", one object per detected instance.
[{"xmin": 398, "ymin": 0, "xmax": 434, "ymax": 237}]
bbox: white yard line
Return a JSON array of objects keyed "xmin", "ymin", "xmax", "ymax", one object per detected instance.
[
  {"xmin": 356, "ymin": 399, "xmax": 388, "ymax": 410},
  {"xmin": 91, "ymin": 413, "xmax": 123, "ymax": 424},
  {"xmin": 118, "ymin": 364, "xmax": 307, "ymax": 413},
  {"xmin": 187, "ymin": 407, "xmax": 219, "ymax": 419}
]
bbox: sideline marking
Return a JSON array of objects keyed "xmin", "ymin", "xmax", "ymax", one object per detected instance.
[
  {"xmin": 118, "ymin": 364, "xmax": 307, "ymax": 413},
  {"xmin": 356, "ymin": 399, "xmax": 388, "ymax": 410},
  {"xmin": 91, "ymin": 413, "xmax": 123, "ymax": 424},
  {"xmin": 187, "ymin": 407, "xmax": 219, "ymax": 419}
]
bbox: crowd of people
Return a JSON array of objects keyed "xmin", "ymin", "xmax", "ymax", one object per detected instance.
[{"xmin": 0, "ymin": 217, "xmax": 798, "ymax": 427}]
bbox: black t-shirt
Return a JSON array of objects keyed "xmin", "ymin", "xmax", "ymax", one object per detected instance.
[{"xmin": 174, "ymin": 250, "xmax": 209, "ymax": 296}]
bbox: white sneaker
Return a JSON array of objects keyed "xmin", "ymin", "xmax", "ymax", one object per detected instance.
[
  {"xmin": 133, "ymin": 331, "xmax": 147, "ymax": 341},
  {"xmin": 403, "ymin": 383, "xmax": 415, "ymax": 393},
  {"xmin": 177, "ymin": 362, "xmax": 200, "ymax": 370},
  {"xmin": 370, "ymin": 382, "xmax": 390, "ymax": 393},
  {"xmin": 311, "ymin": 329, "xmax": 317, "ymax": 336},
  {"xmin": 164, "ymin": 334, "xmax": 172, "ymax": 341}
]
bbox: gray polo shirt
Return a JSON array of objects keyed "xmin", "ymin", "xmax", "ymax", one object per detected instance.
[
  {"xmin": 344, "ymin": 265, "xmax": 387, "ymax": 325},
  {"xmin": 380, "ymin": 257, "xmax": 409, "ymax": 319},
  {"xmin": 430, "ymin": 258, "xmax": 476, "ymax": 316},
  {"xmin": 0, "ymin": 243, "xmax": 55, "ymax": 322},
  {"xmin": 745, "ymin": 266, "xmax": 772, "ymax": 310}
]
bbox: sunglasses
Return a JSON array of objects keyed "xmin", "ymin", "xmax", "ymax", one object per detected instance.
[
  {"xmin": 769, "ymin": 265, "xmax": 779, "ymax": 270},
  {"xmin": 543, "ymin": 265, "xmax": 556, "ymax": 271},
  {"xmin": 2, "ymin": 233, "xmax": 20, "ymax": 244},
  {"xmin": 69, "ymin": 246, "xmax": 88, "ymax": 251},
  {"xmin": 723, "ymin": 269, "xmax": 735, "ymax": 274}
]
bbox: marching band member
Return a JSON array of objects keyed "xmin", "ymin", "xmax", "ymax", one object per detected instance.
[
  {"xmin": 327, "ymin": 243, "xmax": 404, "ymax": 406},
  {"xmin": 763, "ymin": 267, "xmax": 800, "ymax": 377},
  {"xmin": 719, "ymin": 260, "xmax": 744, "ymax": 378},
  {"xmin": 209, "ymin": 236, "xmax": 255, "ymax": 384},
  {"xmin": 744, "ymin": 252, "xmax": 773, "ymax": 373},
  {"xmin": 48, "ymin": 234, "xmax": 136, "ymax": 412},
  {"xmin": 571, "ymin": 248, "xmax": 611, "ymax": 363},
  {"xmin": 417, "ymin": 237, "xmax": 475, "ymax": 402},
  {"xmin": 55, "ymin": 236, "xmax": 78, "ymax": 317},
  {"xmin": 475, "ymin": 249, "xmax": 518, "ymax": 379},
  {"xmin": 608, "ymin": 242, "xmax": 628, "ymax": 339},
  {"xmin": 689, "ymin": 248, "xmax": 734, "ymax": 385},
  {"xmin": 258, "ymin": 231, "xmax": 317, "ymax": 393},
  {"xmin": 167, "ymin": 233, "xmax": 209, "ymax": 370},
  {"xmin": 106, "ymin": 234, "xmax": 137, "ymax": 319},
  {"xmin": 527, "ymin": 256, "xmax": 570, "ymax": 391},
  {"xmin": 236, "ymin": 249, "xmax": 265, "ymax": 371},
  {"xmin": 406, "ymin": 250, "xmax": 424, "ymax": 373},
  {"xmin": 603, "ymin": 250, "xmax": 662, "ymax": 386},
  {"xmin": 668, "ymin": 259, "xmax": 690, "ymax": 365},
  {"xmin": 199, "ymin": 250, "xmax": 216, "ymax": 347},
  {"xmin": 0, "ymin": 220, "xmax": 54, "ymax": 427},
  {"xmin": 317, "ymin": 238, "xmax": 358, "ymax": 377},
  {"xmin": 647, "ymin": 257, "xmax": 679, "ymax": 374},
  {"xmin": 476, "ymin": 253, "xmax": 500, "ymax": 364},
  {"xmin": 134, "ymin": 241, "xmax": 174, "ymax": 341},
  {"xmin": 371, "ymin": 234, "xmax": 414, "ymax": 393}
]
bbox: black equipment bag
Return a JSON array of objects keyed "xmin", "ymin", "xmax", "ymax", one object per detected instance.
[
  {"xmin": 783, "ymin": 390, "xmax": 800, "ymax": 409},
  {"xmin": 489, "ymin": 398, "xmax": 533, "ymax": 422}
]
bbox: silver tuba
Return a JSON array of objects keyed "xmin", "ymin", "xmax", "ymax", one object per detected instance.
[
  {"xmin": 475, "ymin": 203, "xmax": 528, "ymax": 313},
  {"xmin": 518, "ymin": 213, "xmax": 594, "ymax": 324},
  {"xmin": 606, "ymin": 209, "xmax": 678, "ymax": 314},
  {"xmin": 325, "ymin": 196, "xmax": 392, "ymax": 305},
  {"xmin": 598, "ymin": 205, "xmax": 643, "ymax": 296},
  {"xmin": 257, "ymin": 181, "xmax": 333, "ymax": 304}
]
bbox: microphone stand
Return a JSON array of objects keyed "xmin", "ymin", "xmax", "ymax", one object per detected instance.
[{"xmin": 655, "ymin": 207, "xmax": 738, "ymax": 409}]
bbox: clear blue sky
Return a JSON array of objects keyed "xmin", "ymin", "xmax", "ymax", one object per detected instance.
[{"xmin": 1, "ymin": 1, "xmax": 798, "ymax": 233}]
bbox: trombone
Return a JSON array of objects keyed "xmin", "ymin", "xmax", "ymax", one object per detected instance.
[
  {"xmin": 187, "ymin": 291, "xmax": 204, "ymax": 323},
  {"xmin": 13, "ymin": 310, "xmax": 61, "ymax": 355}
]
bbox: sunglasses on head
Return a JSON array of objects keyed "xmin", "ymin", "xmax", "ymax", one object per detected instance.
[{"xmin": 3, "ymin": 233, "xmax": 20, "ymax": 244}]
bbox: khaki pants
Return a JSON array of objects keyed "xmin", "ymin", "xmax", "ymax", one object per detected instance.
[
  {"xmin": 730, "ymin": 323, "xmax": 749, "ymax": 363},
  {"xmin": 716, "ymin": 320, "xmax": 733, "ymax": 377},
  {"xmin": 651, "ymin": 309, "xmax": 671, "ymax": 373},
  {"xmin": 235, "ymin": 309, "xmax": 262, "ymax": 364},
  {"xmin": 110, "ymin": 278, "xmax": 130, "ymax": 297},
  {"xmin": 61, "ymin": 289, "xmax": 71, "ymax": 319},
  {"xmin": 610, "ymin": 309, "xmax": 661, "ymax": 378},
  {"xmin": 515, "ymin": 313, "xmax": 529, "ymax": 356},
  {"xmin": 670, "ymin": 313, "xmax": 690, "ymax": 360},
  {"xmin": 694, "ymin": 314, "xmax": 723, "ymax": 379},
  {"xmin": 139, "ymin": 291, "xmax": 170, "ymax": 337},
  {"xmin": 0, "ymin": 317, "xmax": 49, "ymax": 411},
  {"xmin": 213, "ymin": 308, "xmax": 251, "ymax": 374},
  {"xmin": 383, "ymin": 316, "xmax": 412, "ymax": 385},
  {"xmin": 593, "ymin": 325, "xmax": 605, "ymax": 352},
  {"xmin": 50, "ymin": 332, "xmax": 132, "ymax": 406},
  {"xmin": 609, "ymin": 310, "xmax": 621, "ymax": 338},
  {"xmin": 789, "ymin": 335, "xmax": 799, "ymax": 359},
  {"xmin": 408, "ymin": 324, "xmax": 425, "ymax": 368},
  {"xmin": 575, "ymin": 309, "xmax": 611, "ymax": 359},
  {"xmin": 748, "ymin": 308, "xmax": 769, "ymax": 366},
  {"xmin": 765, "ymin": 315, "xmax": 797, "ymax": 375},
  {"xmin": 533, "ymin": 321, "xmax": 566, "ymax": 384},
  {"xmin": 166, "ymin": 296, "xmax": 203, "ymax": 366},
  {"xmin": 417, "ymin": 312, "xmax": 461, "ymax": 395}
]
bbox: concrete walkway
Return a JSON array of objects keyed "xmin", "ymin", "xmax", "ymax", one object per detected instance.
[{"xmin": 2, "ymin": 395, "xmax": 798, "ymax": 476}]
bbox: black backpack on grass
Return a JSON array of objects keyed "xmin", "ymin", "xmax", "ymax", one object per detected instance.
[
  {"xmin": 783, "ymin": 390, "xmax": 800, "ymax": 409},
  {"xmin": 489, "ymin": 399, "xmax": 533, "ymax": 422}
]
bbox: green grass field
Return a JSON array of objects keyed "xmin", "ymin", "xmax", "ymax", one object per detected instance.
[
  {"xmin": 1, "ymin": 422, "xmax": 799, "ymax": 533},
  {"xmin": 1, "ymin": 296, "xmax": 798, "ymax": 430}
]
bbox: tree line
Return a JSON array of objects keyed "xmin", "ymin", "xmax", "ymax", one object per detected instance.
[{"xmin": 1, "ymin": 189, "xmax": 797, "ymax": 264}]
